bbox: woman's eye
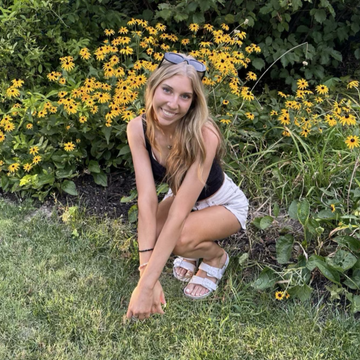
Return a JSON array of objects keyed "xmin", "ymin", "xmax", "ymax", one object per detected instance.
[
  {"xmin": 182, "ymin": 94, "xmax": 191, "ymax": 100},
  {"xmin": 163, "ymin": 87, "xmax": 171, "ymax": 93}
]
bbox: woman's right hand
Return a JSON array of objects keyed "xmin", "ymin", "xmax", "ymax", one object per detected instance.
[{"xmin": 153, "ymin": 280, "xmax": 166, "ymax": 309}]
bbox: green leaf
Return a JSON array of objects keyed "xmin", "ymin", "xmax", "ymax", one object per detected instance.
[
  {"xmin": 326, "ymin": 250, "xmax": 357, "ymax": 273},
  {"xmin": 333, "ymin": 236, "xmax": 360, "ymax": 252},
  {"xmin": 238, "ymin": 253, "xmax": 249, "ymax": 266},
  {"xmin": 251, "ymin": 58, "xmax": 266, "ymax": 70},
  {"xmin": 121, "ymin": 189, "xmax": 138, "ymax": 203},
  {"xmin": 311, "ymin": 9, "xmax": 327, "ymax": 24},
  {"xmin": 288, "ymin": 200, "xmax": 298, "ymax": 220},
  {"xmin": 252, "ymin": 267, "xmax": 277, "ymax": 290},
  {"xmin": 307, "ymin": 254, "xmax": 341, "ymax": 284},
  {"xmin": 276, "ymin": 235, "xmax": 294, "ymax": 264},
  {"xmin": 61, "ymin": 180, "xmax": 78, "ymax": 196},
  {"xmin": 93, "ymin": 172, "xmax": 107, "ymax": 187},
  {"xmin": 259, "ymin": 216, "xmax": 274, "ymax": 230},
  {"xmin": 343, "ymin": 269, "xmax": 360, "ymax": 290},
  {"xmin": 273, "ymin": 202, "xmax": 280, "ymax": 217},
  {"xmin": 351, "ymin": 295, "xmax": 360, "ymax": 313},
  {"xmin": 128, "ymin": 204, "xmax": 138, "ymax": 223},
  {"xmin": 316, "ymin": 209, "xmax": 336, "ymax": 220},
  {"xmin": 88, "ymin": 160, "xmax": 101, "ymax": 174},
  {"xmin": 289, "ymin": 284, "xmax": 312, "ymax": 301},
  {"xmin": 101, "ymin": 126, "xmax": 112, "ymax": 145},
  {"xmin": 297, "ymin": 199, "xmax": 310, "ymax": 225}
]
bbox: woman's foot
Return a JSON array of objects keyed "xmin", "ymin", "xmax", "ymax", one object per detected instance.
[
  {"xmin": 173, "ymin": 257, "xmax": 198, "ymax": 282},
  {"xmin": 184, "ymin": 250, "xmax": 228, "ymax": 298}
]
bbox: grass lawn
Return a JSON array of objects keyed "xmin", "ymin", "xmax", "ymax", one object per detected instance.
[{"xmin": 0, "ymin": 198, "xmax": 359, "ymax": 360}]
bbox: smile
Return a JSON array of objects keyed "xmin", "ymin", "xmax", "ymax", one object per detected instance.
[{"xmin": 161, "ymin": 108, "xmax": 177, "ymax": 117}]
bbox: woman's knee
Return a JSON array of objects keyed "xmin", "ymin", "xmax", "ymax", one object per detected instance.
[{"xmin": 173, "ymin": 225, "xmax": 197, "ymax": 255}]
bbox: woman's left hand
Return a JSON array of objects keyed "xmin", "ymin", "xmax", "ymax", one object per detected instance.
[{"xmin": 126, "ymin": 281, "xmax": 165, "ymax": 320}]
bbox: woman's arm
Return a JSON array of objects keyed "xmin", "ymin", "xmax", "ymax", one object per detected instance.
[
  {"xmin": 138, "ymin": 125, "xmax": 220, "ymax": 290},
  {"xmin": 127, "ymin": 116, "xmax": 158, "ymax": 266}
]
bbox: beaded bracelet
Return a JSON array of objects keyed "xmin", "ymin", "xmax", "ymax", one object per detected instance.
[{"xmin": 138, "ymin": 248, "xmax": 154, "ymax": 253}]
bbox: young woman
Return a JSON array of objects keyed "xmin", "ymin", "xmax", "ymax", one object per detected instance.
[{"xmin": 126, "ymin": 53, "xmax": 248, "ymax": 320}]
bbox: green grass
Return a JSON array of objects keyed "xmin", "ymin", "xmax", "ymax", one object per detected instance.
[{"xmin": 0, "ymin": 198, "xmax": 359, "ymax": 360}]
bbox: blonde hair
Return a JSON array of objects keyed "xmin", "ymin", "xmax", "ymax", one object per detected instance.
[{"xmin": 144, "ymin": 54, "xmax": 224, "ymax": 194}]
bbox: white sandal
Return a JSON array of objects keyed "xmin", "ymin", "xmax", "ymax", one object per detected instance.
[
  {"xmin": 173, "ymin": 257, "xmax": 199, "ymax": 282},
  {"xmin": 184, "ymin": 252, "xmax": 229, "ymax": 300}
]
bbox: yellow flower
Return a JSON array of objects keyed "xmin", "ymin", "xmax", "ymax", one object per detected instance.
[
  {"xmin": 275, "ymin": 291, "xmax": 285, "ymax": 300},
  {"xmin": 79, "ymin": 48, "xmax": 91, "ymax": 60},
  {"xmin": 122, "ymin": 110, "xmax": 135, "ymax": 122},
  {"xmin": 23, "ymin": 163, "xmax": 33, "ymax": 172},
  {"xmin": 0, "ymin": 131, "xmax": 5, "ymax": 142},
  {"xmin": 221, "ymin": 23, "xmax": 229, "ymax": 31},
  {"xmin": 4, "ymin": 122, "xmax": 15, "ymax": 132},
  {"xmin": 300, "ymin": 128, "xmax": 310, "ymax": 137},
  {"xmin": 127, "ymin": 18, "xmax": 136, "ymax": 26},
  {"xmin": 189, "ymin": 23, "xmax": 199, "ymax": 33},
  {"xmin": 220, "ymin": 119, "xmax": 231, "ymax": 124},
  {"xmin": 11, "ymin": 79, "xmax": 24, "ymax": 88},
  {"xmin": 29, "ymin": 146, "xmax": 39, "ymax": 155},
  {"xmin": 64, "ymin": 142, "xmax": 75, "ymax": 152},
  {"xmin": 6, "ymin": 87, "xmax": 20, "ymax": 98},
  {"xmin": 37, "ymin": 110, "xmax": 47, "ymax": 118},
  {"xmin": 285, "ymin": 291, "xmax": 290, "ymax": 299},
  {"xmin": 282, "ymin": 130, "xmax": 291, "ymax": 137},
  {"xmin": 340, "ymin": 113, "xmax": 356, "ymax": 126},
  {"xmin": 61, "ymin": 59, "xmax": 75, "ymax": 72},
  {"xmin": 347, "ymin": 80, "xmax": 359, "ymax": 89},
  {"xmin": 8, "ymin": 163, "xmax": 20, "ymax": 173},
  {"xmin": 155, "ymin": 23, "xmax": 166, "ymax": 31},
  {"xmin": 79, "ymin": 116, "xmax": 87, "ymax": 123},
  {"xmin": 119, "ymin": 26, "xmax": 129, "ymax": 34},
  {"xmin": 26, "ymin": 123, "xmax": 33, "ymax": 130},
  {"xmin": 245, "ymin": 112, "xmax": 255, "ymax": 120},
  {"xmin": 47, "ymin": 71, "xmax": 62, "ymax": 81},
  {"xmin": 330, "ymin": 204, "xmax": 336, "ymax": 212},
  {"xmin": 104, "ymin": 29, "xmax": 115, "ymax": 36},
  {"xmin": 222, "ymin": 100, "xmax": 229, "ymax": 105},
  {"xmin": 270, "ymin": 110, "xmax": 278, "ymax": 116},
  {"xmin": 278, "ymin": 91, "xmax": 288, "ymax": 98},
  {"xmin": 345, "ymin": 135, "xmax": 360, "ymax": 150},
  {"xmin": 241, "ymin": 87, "xmax": 254, "ymax": 101},
  {"xmin": 246, "ymin": 72, "xmax": 257, "ymax": 81},
  {"xmin": 203, "ymin": 24, "xmax": 214, "ymax": 31},
  {"xmin": 316, "ymin": 84, "xmax": 328, "ymax": 95},
  {"xmin": 297, "ymin": 78, "xmax": 309, "ymax": 90},
  {"xmin": 181, "ymin": 39, "xmax": 190, "ymax": 46},
  {"xmin": 119, "ymin": 46, "xmax": 134, "ymax": 55},
  {"xmin": 59, "ymin": 78, "xmax": 66, "ymax": 85},
  {"xmin": 58, "ymin": 91, "xmax": 68, "ymax": 98},
  {"xmin": 32, "ymin": 155, "xmax": 41, "ymax": 165}
]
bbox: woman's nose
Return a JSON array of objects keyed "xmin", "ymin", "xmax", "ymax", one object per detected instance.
[{"xmin": 167, "ymin": 96, "xmax": 179, "ymax": 109}]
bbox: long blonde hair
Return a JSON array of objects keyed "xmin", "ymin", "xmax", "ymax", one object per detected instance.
[{"xmin": 144, "ymin": 55, "xmax": 224, "ymax": 194}]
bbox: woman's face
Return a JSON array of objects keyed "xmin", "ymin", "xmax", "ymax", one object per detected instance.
[{"xmin": 153, "ymin": 74, "xmax": 194, "ymax": 128}]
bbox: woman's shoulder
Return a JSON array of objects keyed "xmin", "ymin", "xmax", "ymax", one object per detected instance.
[
  {"xmin": 127, "ymin": 115, "xmax": 144, "ymax": 133},
  {"xmin": 202, "ymin": 119, "xmax": 221, "ymax": 144}
]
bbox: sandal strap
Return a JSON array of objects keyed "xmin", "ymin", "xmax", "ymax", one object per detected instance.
[
  {"xmin": 188, "ymin": 275, "xmax": 218, "ymax": 291},
  {"xmin": 174, "ymin": 257, "xmax": 196, "ymax": 273},
  {"xmin": 198, "ymin": 253, "xmax": 229, "ymax": 280}
]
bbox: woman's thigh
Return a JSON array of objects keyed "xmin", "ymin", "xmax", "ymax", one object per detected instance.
[
  {"xmin": 156, "ymin": 199, "xmax": 241, "ymax": 243},
  {"xmin": 181, "ymin": 205, "xmax": 241, "ymax": 244}
]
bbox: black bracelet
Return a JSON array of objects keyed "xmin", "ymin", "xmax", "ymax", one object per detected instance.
[{"xmin": 138, "ymin": 248, "xmax": 154, "ymax": 253}]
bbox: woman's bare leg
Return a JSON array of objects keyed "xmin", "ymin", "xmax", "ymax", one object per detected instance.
[{"xmin": 156, "ymin": 200, "xmax": 241, "ymax": 297}]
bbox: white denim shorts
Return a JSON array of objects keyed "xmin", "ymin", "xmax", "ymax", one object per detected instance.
[{"xmin": 163, "ymin": 173, "xmax": 249, "ymax": 229}]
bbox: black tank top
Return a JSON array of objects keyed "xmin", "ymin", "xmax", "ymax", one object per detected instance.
[{"xmin": 142, "ymin": 120, "xmax": 224, "ymax": 201}]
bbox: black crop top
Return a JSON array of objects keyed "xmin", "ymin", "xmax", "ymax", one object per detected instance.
[{"xmin": 142, "ymin": 120, "xmax": 224, "ymax": 201}]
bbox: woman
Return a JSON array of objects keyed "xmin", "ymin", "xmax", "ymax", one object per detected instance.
[{"xmin": 126, "ymin": 52, "xmax": 248, "ymax": 320}]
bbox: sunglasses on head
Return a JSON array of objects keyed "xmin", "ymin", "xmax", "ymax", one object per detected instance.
[{"xmin": 158, "ymin": 52, "xmax": 206, "ymax": 79}]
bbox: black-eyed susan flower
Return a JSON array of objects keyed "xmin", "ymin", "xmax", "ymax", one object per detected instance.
[
  {"xmin": 282, "ymin": 130, "xmax": 291, "ymax": 137},
  {"xmin": 32, "ymin": 155, "xmax": 41, "ymax": 165},
  {"xmin": 29, "ymin": 146, "xmax": 39, "ymax": 155},
  {"xmin": 181, "ymin": 39, "xmax": 190, "ymax": 46},
  {"xmin": 104, "ymin": 29, "xmax": 115, "ymax": 36},
  {"xmin": 275, "ymin": 291, "xmax": 285, "ymax": 300},
  {"xmin": 4, "ymin": 122, "xmax": 15, "ymax": 132},
  {"xmin": 340, "ymin": 113, "xmax": 356, "ymax": 126},
  {"xmin": 64, "ymin": 142, "xmax": 75, "ymax": 152},
  {"xmin": 11, "ymin": 79, "xmax": 24, "ymax": 88},
  {"xmin": 203, "ymin": 24, "xmax": 214, "ymax": 31},
  {"xmin": 6, "ymin": 87, "xmax": 20, "ymax": 98},
  {"xmin": 278, "ymin": 91, "xmax": 288, "ymax": 98},
  {"xmin": 79, "ymin": 47, "xmax": 91, "ymax": 60},
  {"xmin": 297, "ymin": 78, "xmax": 309, "ymax": 90},
  {"xmin": 347, "ymin": 80, "xmax": 359, "ymax": 89},
  {"xmin": 222, "ymin": 100, "xmax": 229, "ymax": 105},
  {"xmin": 285, "ymin": 291, "xmax": 290, "ymax": 299},
  {"xmin": 155, "ymin": 23, "xmax": 166, "ymax": 31},
  {"xmin": 79, "ymin": 116, "xmax": 87, "ymax": 123},
  {"xmin": 220, "ymin": 119, "xmax": 231, "ymax": 124},
  {"xmin": 0, "ymin": 131, "xmax": 5, "ymax": 142},
  {"xmin": 47, "ymin": 71, "xmax": 62, "ymax": 81},
  {"xmin": 316, "ymin": 84, "xmax": 328, "ymax": 95},
  {"xmin": 246, "ymin": 72, "xmax": 257, "ymax": 81},
  {"xmin": 245, "ymin": 112, "xmax": 255, "ymax": 120},
  {"xmin": 300, "ymin": 128, "xmax": 310, "ymax": 137},
  {"xmin": 61, "ymin": 59, "xmax": 75, "ymax": 72},
  {"xmin": 37, "ymin": 110, "xmax": 47, "ymax": 118},
  {"xmin": 345, "ymin": 135, "xmax": 360, "ymax": 150},
  {"xmin": 241, "ymin": 87, "xmax": 254, "ymax": 101},
  {"xmin": 59, "ymin": 78, "xmax": 66, "ymax": 85},
  {"xmin": 23, "ymin": 163, "xmax": 32, "ymax": 172},
  {"xmin": 189, "ymin": 23, "xmax": 199, "ymax": 33},
  {"xmin": 330, "ymin": 204, "xmax": 336, "ymax": 212},
  {"xmin": 8, "ymin": 163, "xmax": 20, "ymax": 173},
  {"xmin": 122, "ymin": 110, "xmax": 135, "ymax": 122},
  {"xmin": 26, "ymin": 123, "xmax": 33, "ymax": 130},
  {"xmin": 270, "ymin": 110, "xmax": 278, "ymax": 116}
]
